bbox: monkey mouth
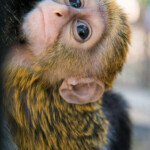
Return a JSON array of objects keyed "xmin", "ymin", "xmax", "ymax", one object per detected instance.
[{"xmin": 59, "ymin": 77, "xmax": 104, "ymax": 104}]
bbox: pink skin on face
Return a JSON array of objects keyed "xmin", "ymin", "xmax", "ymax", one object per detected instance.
[{"xmin": 23, "ymin": 0, "xmax": 72, "ymax": 56}]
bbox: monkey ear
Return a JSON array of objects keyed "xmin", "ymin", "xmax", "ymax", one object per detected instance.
[{"xmin": 59, "ymin": 77, "xmax": 104, "ymax": 104}]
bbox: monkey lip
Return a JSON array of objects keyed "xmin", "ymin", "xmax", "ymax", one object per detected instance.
[{"xmin": 59, "ymin": 77, "xmax": 104, "ymax": 104}]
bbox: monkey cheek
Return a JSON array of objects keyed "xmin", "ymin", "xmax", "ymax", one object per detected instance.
[{"xmin": 59, "ymin": 77, "xmax": 104, "ymax": 104}]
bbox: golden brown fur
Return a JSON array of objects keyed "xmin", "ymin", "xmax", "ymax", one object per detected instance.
[{"xmin": 3, "ymin": 66, "xmax": 108, "ymax": 149}]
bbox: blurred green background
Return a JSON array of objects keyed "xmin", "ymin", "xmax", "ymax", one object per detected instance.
[{"xmin": 114, "ymin": 0, "xmax": 150, "ymax": 150}]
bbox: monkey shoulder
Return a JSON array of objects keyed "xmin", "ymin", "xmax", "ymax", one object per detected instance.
[{"xmin": 102, "ymin": 90, "xmax": 131, "ymax": 150}]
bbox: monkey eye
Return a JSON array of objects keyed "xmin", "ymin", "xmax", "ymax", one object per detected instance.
[
  {"xmin": 77, "ymin": 22, "xmax": 89, "ymax": 40},
  {"xmin": 72, "ymin": 20, "xmax": 91, "ymax": 42},
  {"xmin": 69, "ymin": 0, "xmax": 81, "ymax": 8}
]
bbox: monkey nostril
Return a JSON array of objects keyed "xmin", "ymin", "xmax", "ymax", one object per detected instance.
[{"xmin": 55, "ymin": 12, "xmax": 63, "ymax": 17}]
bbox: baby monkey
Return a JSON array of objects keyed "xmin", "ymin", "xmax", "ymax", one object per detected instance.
[{"xmin": 0, "ymin": 0, "xmax": 131, "ymax": 150}]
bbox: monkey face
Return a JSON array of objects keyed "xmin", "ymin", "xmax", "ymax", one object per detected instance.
[
  {"xmin": 22, "ymin": 0, "xmax": 105, "ymax": 55},
  {"xmin": 4, "ymin": 0, "xmax": 130, "ymax": 104}
]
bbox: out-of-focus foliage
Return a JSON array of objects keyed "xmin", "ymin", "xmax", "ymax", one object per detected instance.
[{"xmin": 139, "ymin": 0, "xmax": 150, "ymax": 6}]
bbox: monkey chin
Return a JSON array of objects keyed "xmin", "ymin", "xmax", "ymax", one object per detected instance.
[{"xmin": 59, "ymin": 77, "xmax": 104, "ymax": 104}]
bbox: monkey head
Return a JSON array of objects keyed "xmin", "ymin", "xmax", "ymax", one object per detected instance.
[
  {"xmin": 1, "ymin": 0, "xmax": 131, "ymax": 149},
  {"xmin": 4, "ymin": 0, "xmax": 130, "ymax": 105}
]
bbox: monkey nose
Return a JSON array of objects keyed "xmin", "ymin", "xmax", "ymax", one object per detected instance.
[
  {"xmin": 55, "ymin": 12, "xmax": 63, "ymax": 17},
  {"xmin": 53, "ymin": 5, "xmax": 70, "ymax": 18},
  {"xmin": 43, "ymin": 0, "xmax": 71, "ymax": 19},
  {"xmin": 38, "ymin": 0, "xmax": 71, "ymax": 18},
  {"xmin": 40, "ymin": 0, "xmax": 72, "ymax": 23}
]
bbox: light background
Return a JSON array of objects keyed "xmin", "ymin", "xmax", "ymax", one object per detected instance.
[{"xmin": 115, "ymin": 0, "xmax": 150, "ymax": 150}]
